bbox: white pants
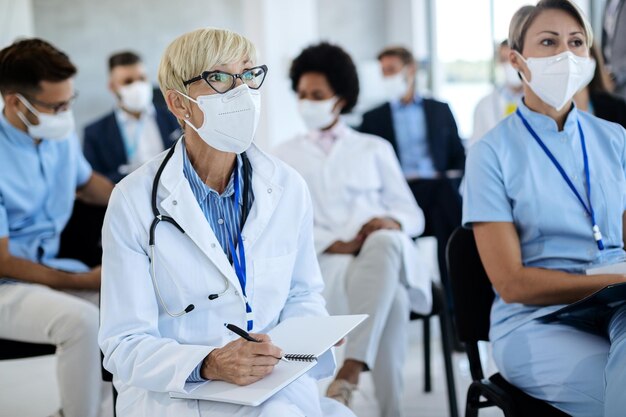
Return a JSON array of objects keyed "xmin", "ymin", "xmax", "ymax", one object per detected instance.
[
  {"xmin": 0, "ymin": 283, "xmax": 103, "ymax": 417},
  {"xmin": 492, "ymin": 305, "xmax": 626, "ymax": 417},
  {"xmin": 196, "ymin": 374, "xmax": 354, "ymax": 417},
  {"xmin": 319, "ymin": 230, "xmax": 411, "ymax": 417}
]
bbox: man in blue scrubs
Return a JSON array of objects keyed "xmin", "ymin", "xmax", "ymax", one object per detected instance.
[{"xmin": 0, "ymin": 39, "xmax": 113, "ymax": 417}]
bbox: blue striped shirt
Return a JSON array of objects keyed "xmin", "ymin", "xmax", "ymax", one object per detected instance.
[{"xmin": 181, "ymin": 142, "xmax": 254, "ymax": 382}]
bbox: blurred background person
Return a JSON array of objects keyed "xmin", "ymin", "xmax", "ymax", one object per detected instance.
[
  {"xmin": 0, "ymin": 38, "xmax": 113, "ymax": 417},
  {"xmin": 471, "ymin": 39, "xmax": 526, "ymax": 145},
  {"xmin": 359, "ymin": 46, "xmax": 464, "ymax": 338},
  {"xmin": 574, "ymin": 43, "xmax": 626, "ymax": 127},
  {"xmin": 603, "ymin": 0, "xmax": 626, "ymax": 98},
  {"xmin": 83, "ymin": 51, "xmax": 179, "ymax": 183},
  {"xmin": 275, "ymin": 42, "xmax": 431, "ymax": 417}
]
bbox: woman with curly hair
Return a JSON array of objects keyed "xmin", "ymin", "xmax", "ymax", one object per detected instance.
[{"xmin": 275, "ymin": 42, "xmax": 431, "ymax": 417}]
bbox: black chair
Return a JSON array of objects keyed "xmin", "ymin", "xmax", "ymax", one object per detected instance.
[
  {"xmin": 445, "ymin": 227, "xmax": 570, "ymax": 417},
  {"xmin": 410, "ymin": 281, "xmax": 459, "ymax": 417}
]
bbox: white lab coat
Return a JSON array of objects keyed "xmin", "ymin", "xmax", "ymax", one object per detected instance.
[
  {"xmin": 471, "ymin": 87, "xmax": 523, "ymax": 146},
  {"xmin": 99, "ymin": 140, "xmax": 345, "ymax": 417},
  {"xmin": 274, "ymin": 125, "xmax": 432, "ymax": 315}
]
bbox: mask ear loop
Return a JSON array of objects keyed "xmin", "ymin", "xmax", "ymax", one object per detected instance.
[
  {"xmin": 174, "ymin": 90, "xmax": 202, "ymax": 134},
  {"xmin": 511, "ymin": 51, "xmax": 531, "ymax": 86},
  {"xmin": 15, "ymin": 94, "xmax": 41, "ymax": 127}
]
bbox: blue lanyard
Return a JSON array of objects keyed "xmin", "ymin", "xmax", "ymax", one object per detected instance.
[
  {"xmin": 115, "ymin": 111, "xmax": 146, "ymax": 161},
  {"xmin": 516, "ymin": 109, "xmax": 604, "ymax": 250},
  {"xmin": 226, "ymin": 166, "xmax": 253, "ymax": 330}
]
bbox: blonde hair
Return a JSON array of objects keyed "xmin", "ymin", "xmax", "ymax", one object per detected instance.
[
  {"xmin": 157, "ymin": 27, "xmax": 257, "ymax": 99},
  {"xmin": 508, "ymin": 0, "xmax": 593, "ymax": 53}
]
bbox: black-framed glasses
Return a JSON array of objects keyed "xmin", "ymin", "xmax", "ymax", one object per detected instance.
[
  {"xmin": 182, "ymin": 65, "xmax": 268, "ymax": 94},
  {"xmin": 21, "ymin": 92, "xmax": 79, "ymax": 114}
]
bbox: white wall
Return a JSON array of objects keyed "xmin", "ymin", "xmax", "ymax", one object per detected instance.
[
  {"xmin": 22, "ymin": 0, "xmax": 432, "ymax": 146},
  {"xmin": 0, "ymin": 0, "xmax": 34, "ymax": 107},
  {"xmin": 0, "ymin": 0, "xmax": 34, "ymax": 47},
  {"xmin": 32, "ymin": 0, "xmax": 245, "ymax": 138}
]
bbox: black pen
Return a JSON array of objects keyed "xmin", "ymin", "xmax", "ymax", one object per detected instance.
[
  {"xmin": 224, "ymin": 323, "xmax": 290, "ymax": 362},
  {"xmin": 224, "ymin": 323, "xmax": 260, "ymax": 342}
]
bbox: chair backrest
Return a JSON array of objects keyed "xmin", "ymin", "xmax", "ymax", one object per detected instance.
[{"xmin": 446, "ymin": 227, "xmax": 494, "ymax": 343}]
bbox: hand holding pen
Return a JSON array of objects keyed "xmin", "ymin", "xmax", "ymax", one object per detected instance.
[
  {"xmin": 198, "ymin": 323, "xmax": 284, "ymax": 386},
  {"xmin": 225, "ymin": 323, "xmax": 292, "ymax": 362}
]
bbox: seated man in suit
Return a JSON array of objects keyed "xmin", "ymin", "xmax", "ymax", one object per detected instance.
[
  {"xmin": 360, "ymin": 46, "xmax": 465, "ymax": 308},
  {"xmin": 84, "ymin": 51, "xmax": 180, "ymax": 183}
]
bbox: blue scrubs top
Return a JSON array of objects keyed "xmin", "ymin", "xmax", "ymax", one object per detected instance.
[
  {"xmin": 0, "ymin": 111, "xmax": 92, "ymax": 275},
  {"xmin": 463, "ymin": 99, "xmax": 626, "ymax": 341}
]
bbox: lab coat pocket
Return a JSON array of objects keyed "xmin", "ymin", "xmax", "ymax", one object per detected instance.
[{"xmin": 251, "ymin": 251, "xmax": 298, "ymax": 326}]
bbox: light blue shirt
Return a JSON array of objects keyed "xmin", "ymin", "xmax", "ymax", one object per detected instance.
[
  {"xmin": 463, "ymin": 99, "xmax": 626, "ymax": 341},
  {"xmin": 181, "ymin": 142, "xmax": 254, "ymax": 382},
  {"xmin": 390, "ymin": 95, "xmax": 436, "ymax": 178},
  {"xmin": 0, "ymin": 111, "xmax": 92, "ymax": 282}
]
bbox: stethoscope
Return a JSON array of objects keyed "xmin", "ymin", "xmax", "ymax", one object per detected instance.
[{"xmin": 148, "ymin": 139, "xmax": 252, "ymax": 317}]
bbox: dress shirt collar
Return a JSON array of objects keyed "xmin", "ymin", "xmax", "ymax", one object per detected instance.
[
  {"xmin": 115, "ymin": 103, "xmax": 156, "ymax": 123},
  {"xmin": 181, "ymin": 138, "xmax": 243, "ymax": 205},
  {"xmin": 306, "ymin": 120, "xmax": 349, "ymax": 154},
  {"xmin": 390, "ymin": 93, "xmax": 423, "ymax": 111}
]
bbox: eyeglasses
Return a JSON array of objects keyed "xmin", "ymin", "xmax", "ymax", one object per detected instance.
[
  {"xmin": 21, "ymin": 92, "xmax": 79, "ymax": 114},
  {"xmin": 182, "ymin": 65, "xmax": 268, "ymax": 94}
]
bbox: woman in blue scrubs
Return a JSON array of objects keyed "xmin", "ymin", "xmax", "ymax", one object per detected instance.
[{"xmin": 463, "ymin": 1, "xmax": 626, "ymax": 416}]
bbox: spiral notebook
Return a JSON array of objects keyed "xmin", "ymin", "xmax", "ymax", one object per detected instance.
[{"xmin": 169, "ymin": 314, "xmax": 368, "ymax": 406}]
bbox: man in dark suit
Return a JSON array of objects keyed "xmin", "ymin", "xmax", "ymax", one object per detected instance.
[
  {"xmin": 360, "ymin": 46, "xmax": 465, "ymax": 303},
  {"xmin": 84, "ymin": 51, "xmax": 180, "ymax": 183}
]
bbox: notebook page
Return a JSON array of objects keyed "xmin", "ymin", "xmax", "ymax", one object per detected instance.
[
  {"xmin": 268, "ymin": 314, "xmax": 368, "ymax": 358},
  {"xmin": 585, "ymin": 261, "xmax": 626, "ymax": 275}
]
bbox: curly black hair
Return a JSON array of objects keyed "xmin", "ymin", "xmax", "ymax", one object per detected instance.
[{"xmin": 289, "ymin": 42, "xmax": 359, "ymax": 114}]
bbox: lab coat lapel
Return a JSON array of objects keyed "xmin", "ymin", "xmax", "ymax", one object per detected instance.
[
  {"xmin": 240, "ymin": 145, "xmax": 282, "ymax": 250},
  {"xmin": 157, "ymin": 141, "xmax": 241, "ymax": 291}
]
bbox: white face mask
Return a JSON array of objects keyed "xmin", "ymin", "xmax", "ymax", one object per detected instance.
[
  {"xmin": 118, "ymin": 80, "xmax": 153, "ymax": 113},
  {"xmin": 16, "ymin": 94, "xmax": 75, "ymax": 140},
  {"xmin": 516, "ymin": 50, "xmax": 596, "ymax": 111},
  {"xmin": 502, "ymin": 62, "xmax": 523, "ymax": 88},
  {"xmin": 177, "ymin": 84, "xmax": 260, "ymax": 154},
  {"xmin": 298, "ymin": 98, "xmax": 338, "ymax": 131},
  {"xmin": 381, "ymin": 72, "xmax": 409, "ymax": 101}
]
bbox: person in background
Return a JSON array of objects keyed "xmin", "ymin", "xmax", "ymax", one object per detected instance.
[
  {"xmin": 83, "ymin": 51, "xmax": 180, "ymax": 183},
  {"xmin": 359, "ymin": 46, "xmax": 464, "ymax": 334},
  {"xmin": 464, "ymin": 1, "xmax": 626, "ymax": 415},
  {"xmin": 471, "ymin": 39, "xmax": 526, "ymax": 144},
  {"xmin": 275, "ymin": 42, "xmax": 432, "ymax": 417},
  {"xmin": 0, "ymin": 38, "xmax": 113, "ymax": 417},
  {"xmin": 603, "ymin": 0, "xmax": 626, "ymax": 98},
  {"xmin": 574, "ymin": 43, "xmax": 626, "ymax": 128}
]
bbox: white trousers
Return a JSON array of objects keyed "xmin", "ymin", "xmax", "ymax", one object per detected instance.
[
  {"xmin": 319, "ymin": 230, "xmax": 411, "ymax": 417},
  {"xmin": 0, "ymin": 283, "xmax": 103, "ymax": 417},
  {"xmin": 492, "ymin": 305, "xmax": 626, "ymax": 417}
]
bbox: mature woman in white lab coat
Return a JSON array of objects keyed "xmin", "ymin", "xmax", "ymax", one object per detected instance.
[
  {"xmin": 274, "ymin": 43, "xmax": 432, "ymax": 417},
  {"xmin": 98, "ymin": 28, "xmax": 354, "ymax": 417}
]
